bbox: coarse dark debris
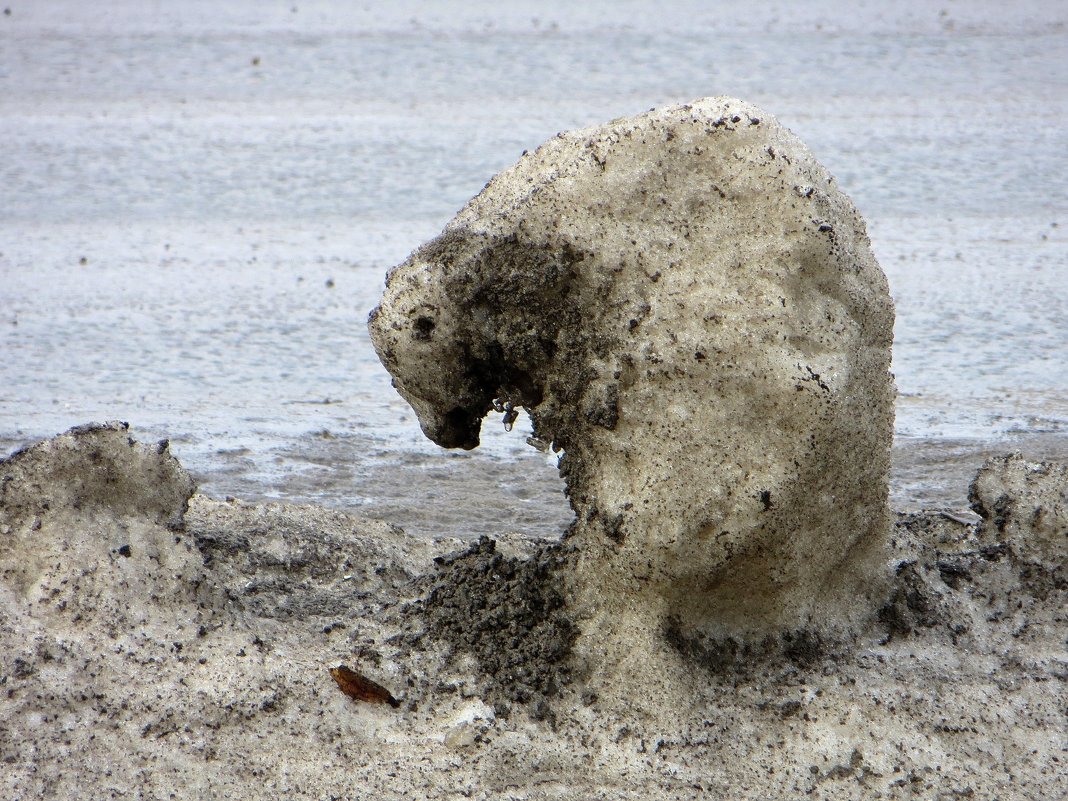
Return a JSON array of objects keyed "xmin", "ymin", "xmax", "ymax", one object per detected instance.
[{"xmin": 415, "ymin": 536, "xmax": 577, "ymax": 712}]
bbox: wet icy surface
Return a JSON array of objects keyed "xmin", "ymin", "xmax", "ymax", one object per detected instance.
[{"xmin": 2, "ymin": 0, "xmax": 1066, "ymax": 538}]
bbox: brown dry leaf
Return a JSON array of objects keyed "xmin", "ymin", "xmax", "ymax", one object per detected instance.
[{"xmin": 329, "ymin": 665, "xmax": 400, "ymax": 708}]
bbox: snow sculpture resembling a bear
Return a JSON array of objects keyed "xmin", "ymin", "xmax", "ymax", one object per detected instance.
[{"xmin": 369, "ymin": 98, "xmax": 896, "ymax": 680}]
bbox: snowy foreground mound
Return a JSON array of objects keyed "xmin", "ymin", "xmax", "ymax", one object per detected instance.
[{"xmin": 1, "ymin": 429, "xmax": 1064, "ymax": 798}]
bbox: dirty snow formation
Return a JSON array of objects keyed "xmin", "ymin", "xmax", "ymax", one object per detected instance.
[
  {"xmin": 3, "ymin": 424, "xmax": 1066, "ymax": 800},
  {"xmin": 369, "ymin": 97, "xmax": 897, "ymax": 698}
]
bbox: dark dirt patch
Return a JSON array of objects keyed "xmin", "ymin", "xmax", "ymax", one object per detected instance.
[
  {"xmin": 663, "ymin": 618, "xmax": 832, "ymax": 675},
  {"xmin": 1016, "ymin": 560, "xmax": 1068, "ymax": 601},
  {"xmin": 878, "ymin": 561, "xmax": 942, "ymax": 637},
  {"xmin": 416, "ymin": 536, "xmax": 577, "ymax": 715}
]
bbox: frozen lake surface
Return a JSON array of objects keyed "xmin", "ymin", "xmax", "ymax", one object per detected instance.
[{"xmin": 2, "ymin": 1, "xmax": 1067, "ymax": 538}]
